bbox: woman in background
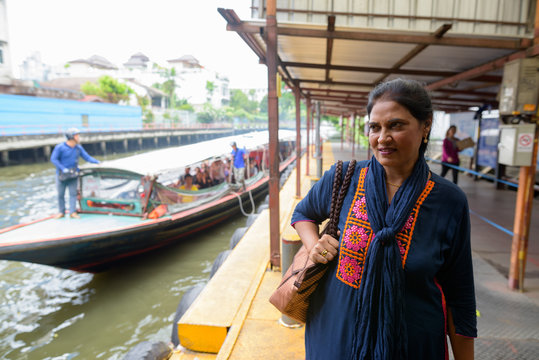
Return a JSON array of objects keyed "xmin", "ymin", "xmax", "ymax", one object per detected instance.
[{"xmin": 441, "ymin": 125, "xmax": 460, "ymax": 184}]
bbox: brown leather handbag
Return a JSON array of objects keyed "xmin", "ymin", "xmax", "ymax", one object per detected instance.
[{"xmin": 269, "ymin": 160, "xmax": 356, "ymax": 323}]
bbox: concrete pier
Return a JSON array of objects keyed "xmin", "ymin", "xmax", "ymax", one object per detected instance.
[
  {"xmin": 0, "ymin": 128, "xmax": 246, "ymax": 166},
  {"xmin": 171, "ymin": 141, "xmax": 539, "ymax": 359}
]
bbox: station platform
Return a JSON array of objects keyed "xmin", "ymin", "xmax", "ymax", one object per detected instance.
[{"xmin": 172, "ymin": 141, "xmax": 539, "ymax": 360}]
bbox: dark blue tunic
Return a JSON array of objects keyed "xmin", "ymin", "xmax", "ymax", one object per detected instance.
[{"xmin": 291, "ymin": 160, "xmax": 477, "ymax": 359}]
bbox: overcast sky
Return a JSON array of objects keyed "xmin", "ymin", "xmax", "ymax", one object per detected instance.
[{"xmin": 5, "ymin": 0, "xmax": 268, "ymax": 88}]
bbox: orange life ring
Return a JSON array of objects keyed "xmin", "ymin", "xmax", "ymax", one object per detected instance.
[{"xmin": 148, "ymin": 204, "xmax": 167, "ymax": 219}]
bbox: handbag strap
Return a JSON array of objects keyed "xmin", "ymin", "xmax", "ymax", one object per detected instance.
[{"xmin": 325, "ymin": 160, "xmax": 357, "ymax": 238}]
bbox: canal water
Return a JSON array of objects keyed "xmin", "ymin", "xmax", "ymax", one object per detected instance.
[{"xmin": 0, "ymin": 158, "xmax": 253, "ymax": 359}]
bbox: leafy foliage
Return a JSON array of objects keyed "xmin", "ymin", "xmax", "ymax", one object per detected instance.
[
  {"xmin": 196, "ymin": 103, "xmax": 222, "ymax": 123},
  {"xmin": 230, "ymin": 89, "xmax": 258, "ymax": 113},
  {"xmin": 81, "ymin": 76, "xmax": 133, "ymax": 104}
]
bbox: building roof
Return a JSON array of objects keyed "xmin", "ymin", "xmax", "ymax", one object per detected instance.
[
  {"xmin": 124, "ymin": 52, "xmax": 150, "ymax": 67},
  {"xmin": 69, "ymin": 55, "xmax": 118, "ymax": 70},
  {"xmin": 167, "ymin": 55, "xmax": 202, "ymax": 67},
  {"xmin": 218, "ymin": 6, "xmax": 537, "ymax": 115}
]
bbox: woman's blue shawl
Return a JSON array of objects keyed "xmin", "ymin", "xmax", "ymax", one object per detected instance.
[{"xmin": 352, "ymin": 155, "xmax": 429, "ymax": 359}]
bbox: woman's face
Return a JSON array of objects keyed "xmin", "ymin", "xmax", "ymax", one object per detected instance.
[
  {"xmin": 368, "ymin": 100, "xmax": 431, "ymax": 175},
  {"xmin": 448, "ymin": 127, "xmax": 456, "ymax": 137}
]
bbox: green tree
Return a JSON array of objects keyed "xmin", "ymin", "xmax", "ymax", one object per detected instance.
[
  {"xmin": 152, "ymin": 64, "xmax": 179, "ymax": 108},
  {"xmin": 259, "ymin": 94, "xmax": 268, "ymax": 113},
  {"xmin": 197, "ymin": 103, "xmax": 222, "ymax": 123},
  {"xmin": 136, "ymin": 95, "xmax": 154, "ymax": 127},
  {"xmin": 230, "ymin": 89, "xmax": 258, "ymax": 113},
  {"xmin": 206, "ymin": 81, "xmax": 216, "ymax": 102},
  {"xmin": 81, "ymin": 76, "xmax": 133, "ymax": 104}
]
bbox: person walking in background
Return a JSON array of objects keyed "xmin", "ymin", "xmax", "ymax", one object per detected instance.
[
  {"xmin": 230, "ymin": 141, "xmax": 247, "ymax": 191},
  {"xmin": 441, "ymin": 125, "xmax": 460, "ymax": 184},
  {"xmin": 291, "ymin": 79, "xmax": 476, "ymax": 359},
  {"xmin": 51, "ymin": 128, "xmax": 100, "ymax": 219}
]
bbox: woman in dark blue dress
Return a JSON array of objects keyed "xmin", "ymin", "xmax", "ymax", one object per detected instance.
[{"xmin": 292, "ymin": 79, "xmax": 476, "ymax": 359}]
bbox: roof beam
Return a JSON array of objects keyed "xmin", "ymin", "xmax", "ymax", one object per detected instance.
[
  {"xmin": 285, "ymin": 61, "xmax": 471, "ymax": 77},
  {"xmin": 375, "ymin": 23, "xmax": 452, "ymax": 83},
  {"xmin": 272, "ymin": 8, "xmax": 527, "ymax": 27},
  {"xmin": 287, "ymin": 62, "xmax": 501, "ymax": 82},
  {"xmin": 427, "ymin": 44, "xmax": 539, "ymax": 90},
  {"xmin": 227, "ymin": 22, "xmax": 530, "ymax": 50},
  {"xmin": 431, "ymin": 88, "xmax": 498, "ymax": 97},
  {"xmin": 325, "ymin": 16, "xmax": 335, "ymax": 82},
  {"xmin": 298, "ymin": 79, "xmax": 373, "ymax": 87},
  {"xmin": 301, "ymin": 87, "xmax": 370, "ymax": 96}
]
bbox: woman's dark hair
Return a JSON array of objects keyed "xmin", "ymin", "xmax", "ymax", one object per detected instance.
[
  {"xmin": 367, "ymin": 78, "xmax": 433, "ymax": 154},
  {"xmin": 446, "ymin": 125, "xmax": 457, "ymax": 138}
]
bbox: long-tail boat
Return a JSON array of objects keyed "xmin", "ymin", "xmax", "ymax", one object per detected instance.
[{"xmin": 0, "ymin": 130, "xmax": 296, "ymax": 272}]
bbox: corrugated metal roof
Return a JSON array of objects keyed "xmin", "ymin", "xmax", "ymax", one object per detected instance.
[{"xmin": 219, "ymin": 2, "xmax": 537, "ymax": 115}]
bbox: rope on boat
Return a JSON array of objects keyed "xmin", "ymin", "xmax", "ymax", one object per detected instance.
[{"xmin": 233, "ymin": 189, "xmax": 255, "ymax": 217}]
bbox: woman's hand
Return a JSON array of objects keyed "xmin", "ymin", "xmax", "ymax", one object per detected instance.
[{"xmin": 309, "ymin": 231, "xmax": 340, "ymax": 264}]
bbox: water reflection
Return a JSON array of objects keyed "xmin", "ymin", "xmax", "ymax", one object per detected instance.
[{"xmin": 0, "ymin": 262, "xmax": 93, "ymax": 359}]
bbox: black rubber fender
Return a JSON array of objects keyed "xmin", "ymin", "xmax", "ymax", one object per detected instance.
[
  {"xmin": 245, "ymin": 214, "xmax": 258, "ymax": 227},
  {"xmin": 170, "ymin": 283, "xmax": 206, "ymax": 347},
  {"xmin": 229, "ymin": 227, "xmax": 247, "ymax": 249},
  {"xmin": 122, "ymin": 340, "xmax": 172, "ymax": 360},
  {"xmin": 209, "ymin": 250, "xmax": 232, "ymax": 279}
]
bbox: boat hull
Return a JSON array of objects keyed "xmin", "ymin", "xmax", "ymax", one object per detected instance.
[{"xmin": 0, "ymin": 178, "xmax": 269, "ymax": 272}]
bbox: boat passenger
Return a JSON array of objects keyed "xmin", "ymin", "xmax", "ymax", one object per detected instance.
[
  {"xmin": 175, "ymin": 166, "xmax": 191, "ymax": 187},
  {"xmin": 230, "ymin": 141, "xmax": 247, "ymax": 191},
  {"xmin": 179, "ymin": 174, "xmax": 198, "ymax": 203},
  {"xmin": 210, "ymin": 159, "xmax": 225, "ymax": 185},
  {"xmin": 291, "ymin": 78, "xmax": 476, "ymax": 359},
  {"xmin": 249, "ymin": 161, "xmax": 259, "ymax": 177},
  {"xmin": 201, "ymin": 162, "xmax": 213, "ymax": 187},
  {"xmin": 50, "ymin": 128, "xmax": 100, "ymax": 219},
  {"xmin": 194, "ymin": 166, "xmax": 210, "ymax": 189}
]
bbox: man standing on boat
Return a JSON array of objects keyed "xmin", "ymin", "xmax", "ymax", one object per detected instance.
[
  {"xmin": 230, "ymin": 141, "xmax": 247, "ymax": 191},
  {"xmin": 51, "ymin": 128, "xmax": 100, "ymax": 219}
]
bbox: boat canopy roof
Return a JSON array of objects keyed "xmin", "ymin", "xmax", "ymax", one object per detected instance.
[{"xmin": 83, "ymin": 130, "xmax": 296, "ymax": 177}]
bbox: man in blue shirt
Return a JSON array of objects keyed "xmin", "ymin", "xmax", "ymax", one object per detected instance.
[
  {"xmin": 230, "ymin": 141, "xmax": 247, "ymax": 191},
  {"xmin": 50, "ymin": 128, "xmax": 100, "ymax": 219}
]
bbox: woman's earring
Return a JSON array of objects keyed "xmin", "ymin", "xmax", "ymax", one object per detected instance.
[{"xmin": 423, "ymin": 136, "xmax": 428, "ymax": 144}]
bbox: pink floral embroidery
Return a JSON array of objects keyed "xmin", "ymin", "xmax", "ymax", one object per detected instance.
[
  {"xmin": 339, "ymin": 256, "xmax": 361, "ymax": 284},
  {"xmin": 402, "ymin": 214, "xmax": 414, "ymax": 230},
  {"xmin": 343, "ymin": 225, "xmax": 368, "ymax": 251},
  {"xmin": 352, "ymin": 196, "xmax": 368, "ymax": 221}
]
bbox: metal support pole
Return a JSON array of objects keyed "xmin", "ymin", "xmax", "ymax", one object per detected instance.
[
  {"xmin": 267, "ymin": 0, "xmax": 280, "ymax": 268},
  {"xmin": 280, "ymin": 232, "xmax": 303, "ymax": 327},
  {"xmin": 340, "ymin": 115, "xmax": 343, "ymax": 150},
  {"xmin": 316, "ymin": 102, "xmax": 322, "ymax": 179},
  {"xmin": 508, "ymin": 0, "xmax": 539, "ymax": 290},
  {"xmin": 306, "ymin": 98, "xmax": 311, "ymax": 176},
  {"xmin": 294, "ymin": 86, "xmax": 301, "ymax": 198},
  {"xmin": 352, "ymin": 114, "xmax": 356, "ymax": 158},
  {"xmin": 508, "ymin": 124, "xmax": 538, "ymax": 290}
]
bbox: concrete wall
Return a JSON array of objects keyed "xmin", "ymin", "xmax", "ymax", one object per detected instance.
[{"xmin": 0, "ymin": 94, "xmax": 142, "ymax": 135}]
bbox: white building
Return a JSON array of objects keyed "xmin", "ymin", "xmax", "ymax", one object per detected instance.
[
  {"xmin": 19, "ymin": 51, "xmax": 50, "ymax": 81},
  {"xmin": 0, "ymin": 0, "xmax": 12, "ymax": 86},
  {"xmin": 65, "ymin": 54, "xmax": 119, "ymax": 77},
  {"xmin": 167, "ymin": 55, "xmax": 230, "ymax": 110}
]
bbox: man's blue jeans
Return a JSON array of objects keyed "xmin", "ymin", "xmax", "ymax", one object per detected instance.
[{"xmin": 56, "ymin": 175, "xmax": 78, "ymax": 215}]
